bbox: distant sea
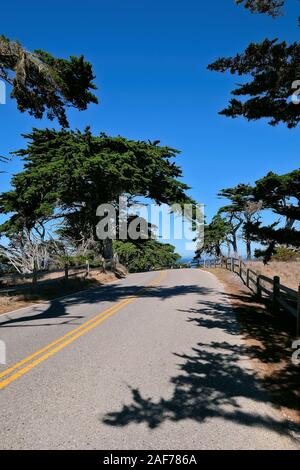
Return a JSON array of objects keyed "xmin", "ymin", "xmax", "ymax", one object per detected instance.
[{"xmin": 177, "ymin": 256, "xmax": 194, "ymax": 264}]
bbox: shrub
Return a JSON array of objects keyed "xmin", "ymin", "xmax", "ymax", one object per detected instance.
[{"xmin": 271, "ymin": 247, "xmax": 300, "ymax": 262}]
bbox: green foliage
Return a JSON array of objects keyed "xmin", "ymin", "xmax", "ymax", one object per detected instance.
[
  {"xmin": 209, "ymin": 1, "xmax": 300, "ymax": 128},
  {"xmin": 197, "ymin": 169, "xmax": 299, "ymax": 262},
  {"xmin": 0, "ymin": 35, "xmax": 98, "ymax": 127},
  {"xmin": 55, "ymin": 253, "xmax": 103, "ymax": 268},
  {"xmin": 235, "ymin": 0, "xmax": 284, "ymax": 17},
  {"xmin": 0, "ymin": 128, "xmax": 192, "ymax": 257},
  {"xmin": 208, "ymin": 39, "xmax": 300, "ymax": 128},
  {"xmin": 218, "ymin": 184, "xmax": 261, "ymax": 259},
  {"xmin": 271, "ymin": 246, "xmax": 299, "ymax": 262},
  {"xmin": 113, "ymin": 239, "xmax": 180, "ymax": 273},
  {"xmin": 251, "ymin": 170, "xmax": 300, "ymax": 220},
  {"xmin": 245, "ymin": 169, "xmax": 300, "ymax": 261},
  {"xmin": 195, "ymin": 214, "xmax": 231, "ymax": 258}
]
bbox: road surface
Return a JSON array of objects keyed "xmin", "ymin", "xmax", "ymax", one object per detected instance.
[{"xmin": 0, "ymin": 269, "xmax": 298, "ymax": 450}]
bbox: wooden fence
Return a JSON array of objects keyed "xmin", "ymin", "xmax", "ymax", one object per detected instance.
[
  {"xmin": 198, "ymin": 257, "xmax": 300, "ymax": 336},
  {"xmin": 0, "ymin": 258, "xmax": 117, "ymax": 292}
]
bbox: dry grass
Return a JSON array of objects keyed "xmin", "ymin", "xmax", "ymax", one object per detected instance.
[
  {"xmin": 0, "ymin": 269, "xmax": 65, "ymax": 288},
  {"xmin": 246, "ymin": 261, "xmax": 300, "ymax": 291},
  {"xmin": 0, "ymin": 271, "xmax": 118, "ymax": 316}
]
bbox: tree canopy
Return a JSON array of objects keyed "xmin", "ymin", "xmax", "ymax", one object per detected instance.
[
  {"xmin": 208, "ymin": 2, "xmax": 300, "ymax": 128},
  {"xmin": 218, "ymin": 184, "xmax": 261, "ymax": 259},
  {"xmin": 114, "ymin": 239, "xmax": 180, "ymax": 273},
  {"xmin": 197, "ymin": 169, "xmax": 300, "ymax": 263},
  {"xmin": 195, "ymin": 214, "xmax": 231, "ymax": 258},
  {"xmin": 0, "ymin": 128, "xmax": 192, "ymax": 267},
  {"xmin": 245, "ymin": 169, "xmax": 300, "ymax": 261},
  {"xmin": 0, "ymin": 35, "xmax": 98, "ymax": 127},
  {"xmin": 208, "ymin": 39, "xmax": 300, "ymax": 128},
  {"xmin": 235, "ymin": 0, "xmax": 284, "ymax": 17}
]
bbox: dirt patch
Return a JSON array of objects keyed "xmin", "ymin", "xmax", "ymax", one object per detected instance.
[
  {"xmin": 205, "ymin": 268, "xmax": 300, "ymax": 426},
  {"xmin": 0, "ymin": 271, "xmax": 118, "ymax": 316}
]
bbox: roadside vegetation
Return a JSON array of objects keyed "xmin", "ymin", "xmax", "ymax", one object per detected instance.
[{"xmin": 113, "ymin": 239, "xmax": 180, "ymax": 273}]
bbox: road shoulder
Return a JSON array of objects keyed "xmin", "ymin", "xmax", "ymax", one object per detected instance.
[
  {"xmin": 204, "ymin": 267, "xmax": 300, "ymax": 431},
  {"xmin": 0, "ymin": 271, "xmax": 119, "ymax": 317}
]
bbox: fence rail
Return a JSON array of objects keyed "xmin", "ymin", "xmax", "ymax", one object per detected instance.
[
  {"xmin": 197, "ymin": 257, "xmax": 300, "ymax": 336},
  {"xmin": 0, "ymin": 258, "xmax": 118, "ymax": 293}
]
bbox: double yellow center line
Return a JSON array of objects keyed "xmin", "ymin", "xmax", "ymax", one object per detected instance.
[{"xmin": 0, "ymin": 271, "xmax": 166, "ymax": 390}]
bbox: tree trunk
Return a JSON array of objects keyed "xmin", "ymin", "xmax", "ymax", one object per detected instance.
[
  {"xmin": 226, "ymin": 242, "xmax": 231, "ymax": 258},
  {"xmin": 103, "ymin": 238, "xmax": 113, "ymax": 259},
  {"xmin": 231, "ymin": 235, "xmax": 239, "ymax": 258},
  {"xmin": 246, "ymin": 239, "xmax": 252, "ymax": 260}
]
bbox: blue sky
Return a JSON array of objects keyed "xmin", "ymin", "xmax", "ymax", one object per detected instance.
[{"xmin": 0, "ymin": 0, "xmax": 299, "ymax": 256}]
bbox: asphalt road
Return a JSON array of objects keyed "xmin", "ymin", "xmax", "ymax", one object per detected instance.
[{"xmin": 0, "ymin": 269, "xmax": 298, "ymax": 450}]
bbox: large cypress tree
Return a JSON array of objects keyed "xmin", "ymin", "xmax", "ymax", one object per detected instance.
[
  {"xmin": 208, "ymin": 1, "xmax": 300, "ymax": 128},
  {"xmin": 245, "ymin": 169, "xmax": 300, "ymax": 261},
  {"xmin": 195, "ymin": 214, "xmax": 232, "ymax": 258},
  {"xmin": 0, "ymin": 35, "xmax": 98, "ymax": 127},
  {"xmin": 0, "ymin": 128, "xmax": 193, "ymax": 264},
  {"xmin": 218, "ymin": 184, "xmax": 262, "ymax": 260}
]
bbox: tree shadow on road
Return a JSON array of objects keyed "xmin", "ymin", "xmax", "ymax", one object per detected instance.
[
  {"xmin": 0, "ymin": 281, "xmax": 214, "ymax": 328},
  {"xmin": 102, "ymin": 288, "xmax": 299, "ymax": 436},
  {"xmin": 187, "ymin": 284, "xmax": 300, "ymax": 419}
]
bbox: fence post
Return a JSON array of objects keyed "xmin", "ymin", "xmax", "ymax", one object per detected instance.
[
  {"xmin": 64, "ymin": 264, "xmax": 69, "ymax": 282},
  {"xmin": 86, "ymin": 261, "xmax": 90, "ymax": 278},
  {"xmin": 256, "ymin": 275, "xmax": 262, "ymax": 299},
  {"xmin": 246, "ymin": 268, "xmax": 250, "ymax": 288},
  {"xmin": 239, "ymin": 257, "xmax": 242, "ymax": 278},
  {"xmin": 231, "ymin": 257, "xmax": 235, "ymax": 273},
  {"xmin": 32, "ymin": 261, "xmax": 38, "ymax": 289},
  {"xmin": 297, "ymin": 284, "xmax": 300, "ymax": 337},
  {"xmin": 273, "ymin": 276, "xmax": 280, "ymax": 313}
]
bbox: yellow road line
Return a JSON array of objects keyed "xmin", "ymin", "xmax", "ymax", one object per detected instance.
[
  {"xmin": 0, "ymin": 297, "xmax": 135, "ymax": 389},
  {"xmin": 0, "ymin": 271, "xmax": 166, "ymax": 390},
  {"xmin": 0, "ymin": 297, "xmax": 131, "ymax": 380},
  {"xmin": 0, "ymin": 271, "xmax": 164, "ymax": 381}
]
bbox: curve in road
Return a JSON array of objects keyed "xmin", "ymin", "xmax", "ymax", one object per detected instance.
[{"xmin": 0, "ymin": 269, "xmax": 298, "ymax": 450}]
